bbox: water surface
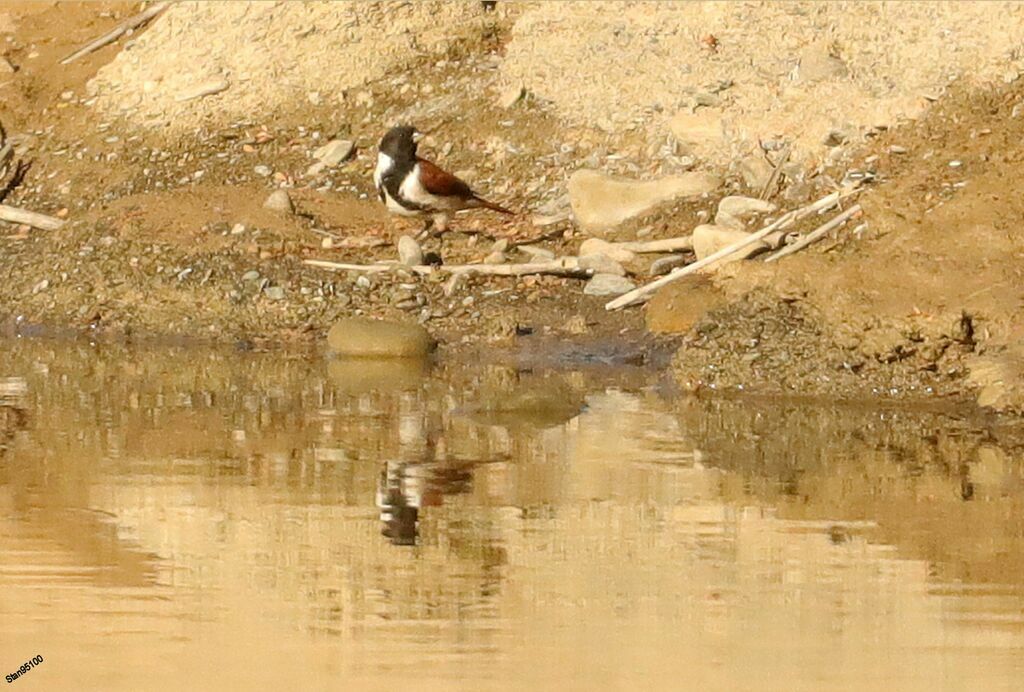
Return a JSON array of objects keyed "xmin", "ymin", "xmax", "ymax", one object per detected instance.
[{"xmin": 2, "ymin": 340, "xmax": 1024, "ymax": 691}]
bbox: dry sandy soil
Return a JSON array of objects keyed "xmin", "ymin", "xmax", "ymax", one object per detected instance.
[{"xmin": 4, "ymin": 1, "xmax": 1024, "ymax": 412}]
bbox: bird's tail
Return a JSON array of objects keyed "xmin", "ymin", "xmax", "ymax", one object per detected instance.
[{"xmin": 472, "ymin": 196, "xmax": 515, "ymax": 215}]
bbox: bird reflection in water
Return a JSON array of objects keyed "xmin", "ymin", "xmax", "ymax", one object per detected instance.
[
  {"xmin": 375, "ymin": 420, "xmax": 483, "ymax": 546},
  {"xmin": 376, "ymin": 457, "xmax": 475, "ymax": 546}
]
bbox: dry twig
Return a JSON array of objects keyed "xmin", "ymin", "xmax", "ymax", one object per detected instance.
[
  {"xmin": 604, "ymin": 185, "xmax": 861, "ymax": 311},
  {"xmin": 0, "ymin": 204, "xmax": 65, "ymax": 231},
  {"xmin": 304, "ymin": 257, "xmax": 590, "ymax": 278},
  {"xmin": 759, "ymin": 144, "xmax": 791, "ymax": 201},
  {"xmin": 763, "ymin": 204, "xmax": 863, "ymax": 263},
  {"xmin": 60, "ymin": 1, "xmax": 170, "ymax": 65}
]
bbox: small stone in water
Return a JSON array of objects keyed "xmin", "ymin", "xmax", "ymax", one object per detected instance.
[
  {"xmin": 241, "ymin": 270, "xmax": 260, "ymax": 282},
  {"xmin": 264, "ymin": 286, "xmax": 285, "ymax": 300},
  {"xmin": 254, "ymin": 164, "xmax": 272, "ymax": 177}
]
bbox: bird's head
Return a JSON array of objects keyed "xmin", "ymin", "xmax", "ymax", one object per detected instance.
[{"xmin": 379, "ymin": 124, "xmax": 422, "ymax": 160}]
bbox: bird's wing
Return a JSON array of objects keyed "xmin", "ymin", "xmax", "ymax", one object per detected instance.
[{"xmin": 416, "ymin": 157, "xmax": 474, "ymax": 199}]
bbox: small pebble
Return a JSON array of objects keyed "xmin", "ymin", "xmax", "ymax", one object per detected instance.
[{"xmin": 263, "ymin": 189, "xmax": 294, "ymax": 213}]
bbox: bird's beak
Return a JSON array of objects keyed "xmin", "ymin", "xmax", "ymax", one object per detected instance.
[{"xmin": 412, "ymin": 130, "xmax": 424, "ymax": 143}]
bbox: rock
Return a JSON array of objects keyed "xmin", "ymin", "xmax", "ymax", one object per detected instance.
[
  {"xmin": 692, "ymin": 91, "xmax": 720, "ymax": 108},
  {"xmin": 312, "ymin": 139, "xmax": 355, "ymax": 167},
  {"xmin": 691, "ymin": 224, "xmax": 764, "ymax": 263},
  {"xmin": 823, "ymin": 128, "xmax": 854, "ymax": 146},
  {"xmin": 531, "ymin": 211, "xmax": 571, "ymax": 227},
  {"xmin": 174, "ymin": 79, "xmax": 230, "ymax": 102},
  {"xmin": 498, "ymin": 83, "xmax": 525, "ymax": 108},
  {"xmin": 583, "ymin": 273, "xmax": 636, "ymax": 296},
  {"xmin": 231, "ymin": 223, "xmax": 246, "ymax": 234},
  {"xmin": 796, "ymin": 42, "xmax": 848, "ymax": 83},
  {"xmin": 715, "ymin": 196, "xmax": 776, "ymax": 229},
  {"xmin": 650, "ymin": 255, "xmax": 687, "ymax": 276},
  {"xmin": 264, "ymin": 286, "xmax": 285, "ymax": 301},
  {"xmin": 327, "ymin": 318, "xmax": 436, "ymax": 358},
  {"xmin": 397, "ymin": 235, "xmax": 423, "ymax": 266},
  {"xmin": 241, "ymin": 270, "xmax": 260, "ymax": 282},
  {"xmin": 254, "ymin": 164, "xmax": 272, "ymax": 177},
  {"xmin": 737, "ymin": 155, "xmax": 773, "ymax": 191},
  {"xmin": 518, "ymin": 244, "xmax": 556, "ymax": 260},
  {"xmin": 578, "ymin": 253, "xmax": 625, "ymax": 276},
  {"xmin": 31, "ymin": 279, "xmax": 49, "ymax": 294},
  {"xmin": 0, "ymin": 55, "xmax": 15, "ymax": 73},
  {"xmin": 568, "ymin": 169, "xmax": 720, "ymax": 233},
  {"xmin": 645, "ymin": 274, "xmax": 727, "ymax": 334},
  {"xmin": 669, "ymin": 110, "xmax": 728, "ymax": 153},
  {"xmin": 263, "ymin": 189, "xmax": 294, "ymax": 213},
  {"xmin": 579, "ymin": 238, "xmax": 635, "ymax": 263},
  {"xmin": 484, "ymin": 251, "xmax": 506, "ymax": 264},
  {"xmin": 490, "ymin": 238, "xmax": 509, "ymax": 253}
]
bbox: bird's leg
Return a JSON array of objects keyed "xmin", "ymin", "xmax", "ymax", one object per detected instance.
[{"xmin": 415, "ymin": 216, "xmax": 434, "ymax": 241}]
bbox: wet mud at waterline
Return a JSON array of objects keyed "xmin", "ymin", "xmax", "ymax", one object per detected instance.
[{"xmin": 2, "ymin": 340, "xmax": 1024, "ymax": 689}]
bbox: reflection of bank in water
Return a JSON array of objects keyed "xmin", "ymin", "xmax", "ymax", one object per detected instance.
[
  {"xmin": 676, "ymin": 396, "xmax": 1024, "ymax": 586},
  {"xmin": 0, "ymin": 376, "xmax": 29, "ymax": 457}
]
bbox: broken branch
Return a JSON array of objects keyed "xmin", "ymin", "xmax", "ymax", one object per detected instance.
[
  {"xmin": 612, "ymin": 237, "xmax": 693, "ymax": 253},
  {"xmin": 604, "ymin": 185, "xmax": 861, "ymax": 311},
  {"xmin": 0, "ymin": 204, "xmax": 65, "ymax": 231},
  {"xmin": 304, "ymin": 257, "xmax": 590, "ymax": 278},
  {"xmin": 763, "ymin": 204, "xmax": 863, "ymax": 263},
  {"xmin": 60, "ymin": 1, "xmax": 170, "ymax": 65}
]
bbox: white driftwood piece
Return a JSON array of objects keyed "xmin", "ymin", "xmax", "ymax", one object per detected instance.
[
  {"xmin": 60, "ymin": 2, "xmax": 171, "ymax": 65},
  {"xmin": 0, "ymin": 204, "xmax": 65, "ymax": 231},
  {"xmin": 763, "ymin": 204, "xmax": 863, "ymax": 263},
  {"xmin": 305, "ymin": 257, "xmax": 590, "ymax": 278},
  {"xmin": 612, "ymin": 237, "xmax": 694, "ymax": 253},
  {"xmin": 604, "ymin": 186, "xmax": 860, "ymax": 310}
]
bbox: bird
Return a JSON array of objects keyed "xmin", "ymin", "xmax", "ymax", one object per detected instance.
[{"xmin": 373, "ymin": 124, "xmax": 513, "ymax": 239}]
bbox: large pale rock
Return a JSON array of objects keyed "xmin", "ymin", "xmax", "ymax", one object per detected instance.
[
  {"xmin": 327, "ymin": 318, "xmax": 436, "ymax": 358},
  {"xmin": 568, "ymin": 169, "xmax": 720, "ymax": 233},
  {"xmin": 578, "ymin": 238, "xmax": 635, "ymax": 263},
  {"xmin": 797, "ymin": 42, "xmax": 849, "ymax": 83},
  {"xmin": 583, "ymin": 273, "xmax": 636, "ymax": 296},
  {"xmin": 691, "ymin": 224, "xmax": 766, "ymax": 263},
  {"xmin": 578, "ymin": 253, "xmax": 625, "ymax": 276},
  {"xmin": 715, "ymin": 196, "xmax": 777, "ymax": 229},
  {"xmin": 669, "ymin": 110, "xmax": 728, "ymax": 153},
  {"xmin": 737, "ymin": 155, "xmax": 774, "ymax": 191}
]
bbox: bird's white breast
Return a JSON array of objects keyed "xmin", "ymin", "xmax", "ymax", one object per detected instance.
[{"xmin": 373, "ymin": 152, "xmax": 392, "ymax": 191}]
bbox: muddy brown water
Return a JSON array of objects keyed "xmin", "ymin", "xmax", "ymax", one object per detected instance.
[{"xmin": 2, "ymin": 339, "xmax": 1024, "ymax": 691}]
